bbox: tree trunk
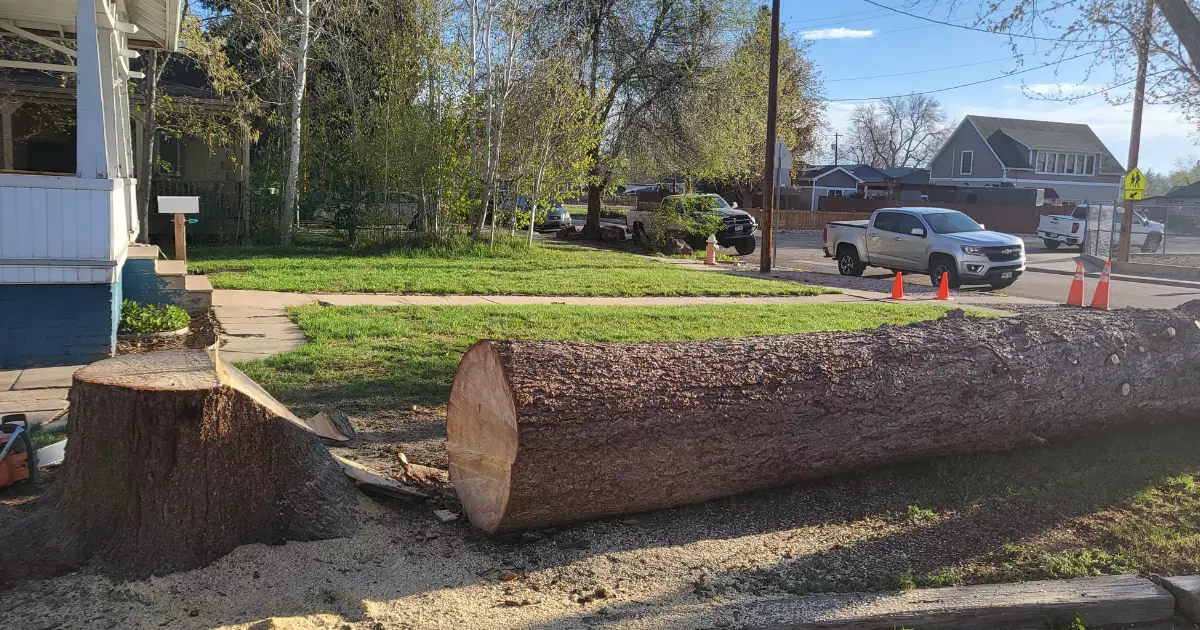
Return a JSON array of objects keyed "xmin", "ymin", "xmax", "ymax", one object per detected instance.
[
  {"xmin": 136, "ymin": 52, "xmax": 159, "ymax": 244},
  {"xmin": 584, "ymin": 182, "xmax": 603, "ymax": 239},
  {"xmin": 1157, "ymin": 0, "xmax": 1200, "ymax": 76},
  {"xmin": 0, "ymin": 350, "xmax": 358, "ymax": 585},
  {"xmin": 448, "ymin": 303, "xmax": 1200, "ymax": 534},
  {"xmin": 280, "ymin": 0, "xmax": 313, "ymax": 246}
]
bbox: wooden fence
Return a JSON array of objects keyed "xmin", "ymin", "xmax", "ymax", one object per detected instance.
[
  {"xmin": 815, "ymin": 197, "xmax": 1058, "ymax": 234},
  {"xmin": 742, "ymin": 209, "xmax": 868, "ymax": 230}
]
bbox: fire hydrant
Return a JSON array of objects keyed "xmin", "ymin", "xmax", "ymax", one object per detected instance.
[{"xmin": 704, "ymin": 234, "xmax": 718, "ymax": 265}]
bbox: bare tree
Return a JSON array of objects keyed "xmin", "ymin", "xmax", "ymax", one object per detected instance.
[{"xmin": 844, "ymin": 94, "xmax": 951, "ymax": 169}]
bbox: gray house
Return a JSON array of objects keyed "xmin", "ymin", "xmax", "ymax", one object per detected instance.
[{"xmin": 929, "ymin": 115, "xmax": 1123, "ymax": 204}]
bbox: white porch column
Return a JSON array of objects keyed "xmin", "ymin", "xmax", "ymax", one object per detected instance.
[
  {"xmin": 111, "ymin": 32, "xmax": 134, "ymax": 178},
  {"xmin": 96, "ymin": 26, "xmax": 122, "ymax": 175},
  {"xmin": 0, "ymin": 102, "xmax": 19, "ymax": 169},
  {"xmin": 75, "ymin": 0, "xmax": 113, "ymax": 178}
]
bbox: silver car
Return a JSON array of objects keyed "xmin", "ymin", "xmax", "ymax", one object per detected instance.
[{"xmin": 824, "ymin": 207, "xmax": 1026, "ymax": 289}]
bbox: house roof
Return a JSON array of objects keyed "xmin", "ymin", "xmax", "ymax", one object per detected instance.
[
  {"xmin": 797, "ymin": 164, "xmax": 888, "ymax": 183},
  {"xmin": 880, "ymin": 167, "xmax": 930, "ymax": 184},
  {"xmin": 965, "ymin": 115, "xmax": 1124, "ymax": 174},
  {"xmin": 0, "ymin": 0, "xmax": 183, "ymax": 50},
  {"xmin": 1165, "ymin": 181, "xmax": 1200, "ymax": 198}
]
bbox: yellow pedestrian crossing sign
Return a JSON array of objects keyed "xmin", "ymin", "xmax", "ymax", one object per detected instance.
[{"xmin": 1124, "ymin": 167, "xmax": 1147, "ymax": 200}]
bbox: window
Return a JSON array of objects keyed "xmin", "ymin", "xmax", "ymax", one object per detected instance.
[
  {"xmin": 873, "ymin": 212, "xmax": 901, "ymax": 232},
  {"xmin": 894, "ymin": 213, "xmax": 926, "ymax": 235},
  {"xmin": 960, "ymin": 150, "xmax": 973, "ymax": 175},
  {"xmin": 1036, "ymin": 151, "xmax": 1097, "ymax": 176},
  {"xmin": 925, "ymin": 212, "xmax": 984, "ymax": 234}
]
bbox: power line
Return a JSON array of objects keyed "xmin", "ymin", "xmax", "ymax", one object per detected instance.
[
  {"xmin": 826, "ymin": 56, "xmax": 1014, "ymax": 82},
  {"xmin": 828, "ymin": 50, "xmax": 1107, "ymax": 101},
  {"xmin": 857, "ymin": 0, "xmax": 1106, "ymax": 43},
  {"xmin": 789, "ymin": 0, "xmax": 954, "ymax": 28}
]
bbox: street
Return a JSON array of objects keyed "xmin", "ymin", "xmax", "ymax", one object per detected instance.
[{"xmin": 767, "ymin": 232, "xmax": 1200, "ymax": 310}]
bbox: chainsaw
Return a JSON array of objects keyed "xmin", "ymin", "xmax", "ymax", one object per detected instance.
[{"xmin": 0, "ymin": 414, "xmax": 38, "ymax": 488}]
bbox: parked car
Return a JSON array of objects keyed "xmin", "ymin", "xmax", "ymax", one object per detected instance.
[
  {"xmin": 823, "ymin": 207, "xmax": 1025, "ymax": 289},
  {"xmin": 626, "ymin": 193, "xmax": 758, "ymax": 255},
  {"xmin": 537, "ymin": 204, "xmax": 572, "ymax": 231},
  {"xmin": 1104, "ymin": 208, "xmax": 1165, "ymax": 253},
  {"xmin": 1037, "ymin": 205, "xmax": 1089, "ymax": 249}
]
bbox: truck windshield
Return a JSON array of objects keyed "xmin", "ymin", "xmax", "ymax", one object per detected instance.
[{"xmin": 924, "ymin": 212, "xmax": 983, "ymax": 234}]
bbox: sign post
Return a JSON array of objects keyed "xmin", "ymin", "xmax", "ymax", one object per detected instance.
[{"xmin": 158, "ymin": 196, "xmax": 199, "ymax": 261}]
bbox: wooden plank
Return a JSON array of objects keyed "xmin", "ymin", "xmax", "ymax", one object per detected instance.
[
  {"xmin": 30, "ymin": 186, "xmax": 47, "ymax": 257},
  {"xmin": 751, "ymin": 575, "xmax": 1174, "ymax": 630},
  {"xmin": 1161, "ymin": 576, "xmax": 1200, "ymax": 622},
  {"xmin": 0, "ymin": 186, "xmax": 16, "ymax": 257},
  {"xmin": 61, "ymin": 188, "xmax": 78, "ymax": 258},
  {"xmin": 46, "ymin": 187, "xmax": 63, "ymax": 258}
]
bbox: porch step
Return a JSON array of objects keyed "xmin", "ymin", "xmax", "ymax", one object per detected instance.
[
  {"xmin": 182, "ymin": 275, "xmax": 213, "ymax": 313},
  {"xmin": 126, "ymin": 244, "xmax": 161, "ymax": 260},
  {"xmin": 154, "ymin": 259, "xmax": 187, "ymax": 277}
]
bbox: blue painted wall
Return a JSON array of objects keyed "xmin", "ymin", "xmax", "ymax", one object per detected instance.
[
  {"xmin": 0, "ymin": 277, "xmax": 120, "ymax": 369},
  {"xmin": 121, "ymin": 259, "xmax": 184, "ymax": 306}
]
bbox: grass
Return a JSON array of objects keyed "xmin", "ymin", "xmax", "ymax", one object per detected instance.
[
  {"xmin": 190, "ymin": 234, "xmax": 820, "ymax": 296},
  {"xmin": 239, "ymin": 302, "xmax": 954, "ymax": 414},
  {"xmin": 30, "ymin": 428, "xmax": 66, "ymax": 450}
]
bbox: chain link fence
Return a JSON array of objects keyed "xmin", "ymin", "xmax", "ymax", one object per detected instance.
[{"xmin": 1083, "ymin": 201, "xmax": 1200, "ymax": 263}]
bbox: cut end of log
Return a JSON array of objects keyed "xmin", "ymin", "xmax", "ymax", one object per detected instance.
[{"xmin": 446, "ymin": 341, "xmax": 518, "ymax": 534}]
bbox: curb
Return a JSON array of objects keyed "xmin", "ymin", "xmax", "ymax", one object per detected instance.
[
  {"xmin": 746, "ymin": 575, "xmax": 1179, "ymax": 629},
  {"xmin": 1027, "ymin": 265, "xmax": 1200, "ymax": 290}
]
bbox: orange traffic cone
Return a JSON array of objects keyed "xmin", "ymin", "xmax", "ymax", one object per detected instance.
[
  {"xmin": 1090, "ymin": 260, "xmax": 1112, "ymax": 310},
  {"xmin": 891, "ymin": 272, "xmax": 907, "ymax": 300},
  {"xmin": 935, "ymin": 272, "xmax": 952, "ymax": 300},
  {"xmin": 1066, "ymin": 262, "xmax": 1086, "ymax": 307}
]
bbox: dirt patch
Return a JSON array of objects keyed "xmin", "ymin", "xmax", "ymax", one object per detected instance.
[
  {"xmin": 4, "ymin": 420, "xmax": 1200, "ymax": 628},
  {"xmin": 117, "ymin": 309, "xmax": 218, "ymax": 354}
]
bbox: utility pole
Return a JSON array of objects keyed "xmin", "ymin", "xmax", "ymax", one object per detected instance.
[
  {"xmin": 833, "ymin": 132, "xmax": 840, "ymax": 166},
  {"xmin": 759, "ymin": 0, "xmax": 780, "ymax": 274},
  {"xmin": 1118, "ymin": 0, "xmax": 1155, "ymax": 261}
]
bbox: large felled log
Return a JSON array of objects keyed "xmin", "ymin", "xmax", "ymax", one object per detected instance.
[
  {"xmin": 0, "ymin": 350, "xmax": 358, "ymax": 585},
  {"xmin": 448, "ymin": 303, "xmax": 1200, "ymax": 534}
]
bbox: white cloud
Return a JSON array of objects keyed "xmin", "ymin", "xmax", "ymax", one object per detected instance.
[
  {"xmin": 1016, "ymin": 83, "xmax": 1097, "ymax": 95},
  {"xmin": 801, "ymin": 28, "xmax": 876, "ymax": 40}
]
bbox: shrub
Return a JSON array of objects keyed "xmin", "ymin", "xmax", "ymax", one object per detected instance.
[
  {"xmin": 120, "ymin": 300, "xmax": 190, "ymax": 335},
  {"xmin": 646, "ymin": 195, "xmax": 726, "ymax": 249}
]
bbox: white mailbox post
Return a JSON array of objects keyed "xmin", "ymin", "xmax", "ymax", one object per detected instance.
[{"xmin": 158, "ymin": 196, "xmax": 199, "ymax": 261}]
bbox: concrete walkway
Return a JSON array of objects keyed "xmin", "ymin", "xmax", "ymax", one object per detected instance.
[
  {"xmin": 0, "ymin": 364, "xmax": 77, "ymax": 425},
  {"xmin": 211, "ymin": 287, "xmax": 1037, "ymax": 363}
]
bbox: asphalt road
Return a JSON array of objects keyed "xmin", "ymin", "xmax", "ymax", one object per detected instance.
[{"xmin": 767, "ymin": 232, "xmax": 1200, "ymax": 310}]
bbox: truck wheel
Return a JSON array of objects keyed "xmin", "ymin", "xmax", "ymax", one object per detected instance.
[
  {"xmin": 734, "ymin": 238, "xmax": 756, "ymax": 256},
  {"xmin": 1141, "ymin": 233, "xmax": 1162, "ymax": 253},
  {"xmin": 929, "ymin": 256, "xmax": 961, "ymax": 289},
  {"xmin": 836, "ymin": 247, "xmax": 865, "ymax": 277},
  {"xmin": 1042, "ymin": 239, "xmax": 1061, "ymax": 250}
]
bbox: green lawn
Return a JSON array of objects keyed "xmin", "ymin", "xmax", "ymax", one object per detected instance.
[
  {"xmin": 190, "ymin": 236, "xmax": 800, "ymax": 296},
  {"xmin": 239, "ymin": 302, "xmax": 952, "ymax": 414}
]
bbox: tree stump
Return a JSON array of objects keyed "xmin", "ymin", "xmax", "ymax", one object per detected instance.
[
  {"xmin": 0, "ymin": 350, "xmax": 358, "ymax": 585},
  {"xmin": 448, "ymin": 303, "xmax": 1200, "ymax": 534}
]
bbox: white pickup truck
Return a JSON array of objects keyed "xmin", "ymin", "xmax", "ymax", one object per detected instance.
[
  {"xmin": 1038, "ymin": 204, "xmax": 1164, "ymax": 252},
  {"xmin": 1036, "ymin": 206, "xmax": 1088, "ymax": 250},
  {"xmin": 823, "ymin": 207, "xmax": 1025, "ymax": 289}
]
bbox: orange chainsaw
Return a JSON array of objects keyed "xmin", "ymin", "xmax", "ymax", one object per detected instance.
[{"xmin": 0, "ymin": 414, "xmax": 38, "ymax": 488}]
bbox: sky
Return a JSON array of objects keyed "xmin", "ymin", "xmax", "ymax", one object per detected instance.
[{"xmin": 784, "ymin": 0, "xmax": 1198, "ymax": 173}]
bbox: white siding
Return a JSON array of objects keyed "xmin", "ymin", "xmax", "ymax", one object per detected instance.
[{"xmin": 0, "ymin": 174, "xmax": 135, "ymax": 283}]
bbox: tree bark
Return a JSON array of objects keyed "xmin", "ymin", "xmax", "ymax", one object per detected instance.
[
  {"xmin": 0, "ymin": 350, "xmax": 358, "ymax": 585},
  {"xmin": 1157, "ymin": 0, "xmax": 1200, "ymax": 77},
  {"xmin": 136, "ymin": 52, "xmax": 159, "ymax": 244},
  {"xmin": 280, "ymin": 0, "xmax": 313, "ymax": 246},
  {"xmin": 448, "ymin": 303, "xmax": 1200, "ymax": 534}
]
